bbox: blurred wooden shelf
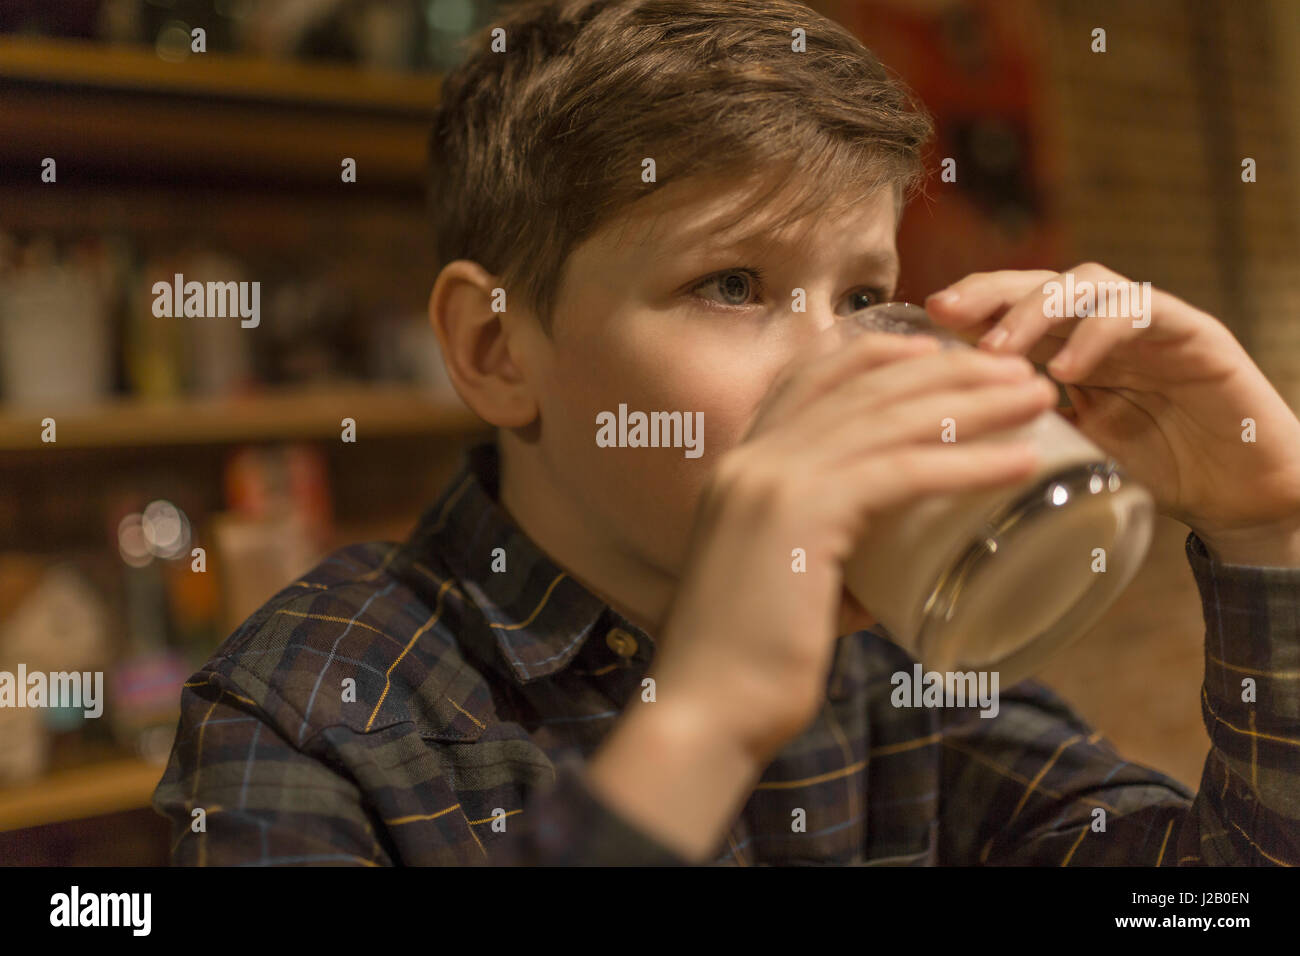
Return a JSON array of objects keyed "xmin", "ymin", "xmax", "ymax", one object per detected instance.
[
  {"xmin": 0, "ymin": 37, "xmax": 442, "ymax": 186},
  {"xmin": 0, "ymin": 384, "xmax": 487, "ymax": 451},
  {"xmin": 0, "ymin": 756, "xmax": 163, "ymax": 832},
  {"xmin": 0, "ymin": 35, "xmax": 443, "ymax": 112}
]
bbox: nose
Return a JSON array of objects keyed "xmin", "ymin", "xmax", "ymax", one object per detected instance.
[
  {"xmin": 796, "ymin": 299, "xmax": 841, "ymax": 337},
  {"xmin": 767, "ymin": 297, "xmax": 850, "ymax": 367}
]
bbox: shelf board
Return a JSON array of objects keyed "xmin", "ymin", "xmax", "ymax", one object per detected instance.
[
  {"xmin": 0, "ymin": 384, "xmax": 488, "ymax": 451},
  {"xmin": 0, "ymin": 35, "xmax": 443, "ymax": 113},
  {"xmin": 0, "ymin": 756, "xmax": 163, "ymax": 831},
  {"xmin": 0, "ymin": 37, "xmax": 441, "ymax": 186}
]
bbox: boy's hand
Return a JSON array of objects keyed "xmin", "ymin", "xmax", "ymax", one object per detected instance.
[
  {"xmin": 649, "ymin": 330, "xmax": 1059, "ymax": 764},
  {"xmin": 926, "ymin": 265, "xmax": 1300, "ymax": 564}
]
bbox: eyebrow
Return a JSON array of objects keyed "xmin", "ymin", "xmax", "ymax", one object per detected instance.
[
  {"xmin": 849, "ymin": 248, "xmax": 902, "ymax": 279},
  {"xmin": 674, "ymin": 235, "xmax": 900, "ymax": 278}
]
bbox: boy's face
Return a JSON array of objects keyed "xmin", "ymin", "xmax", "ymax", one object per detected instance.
[{"xmin": 508, "ymin": 173, "xmax": 901, "ymax": 611}]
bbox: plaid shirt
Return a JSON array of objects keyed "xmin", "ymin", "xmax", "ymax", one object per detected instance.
[{"xmin": 154, "ymin": 441, "xmax": 1300, "ymax": 865}]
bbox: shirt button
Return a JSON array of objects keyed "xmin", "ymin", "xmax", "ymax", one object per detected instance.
[{"xmin": 605, "ymin": 627, "xmax": 638, "ymax": 658}]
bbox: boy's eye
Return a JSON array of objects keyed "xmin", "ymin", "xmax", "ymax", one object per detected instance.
[
  {"xmin": 847, "ymin": 289, "xmax": 884, "ymax": 312},
  {"xmin": 690, "ymin": 269, "xmax": 892, "ymax": 313},
  {"xmin": 695, "ymin": 269, "xmax": 761, "ymax": 307}
]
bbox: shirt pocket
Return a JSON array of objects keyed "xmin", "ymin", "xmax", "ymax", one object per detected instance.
[{"xmin": 406, "ymin": 671, "xmax": 492, "ymax": 743}]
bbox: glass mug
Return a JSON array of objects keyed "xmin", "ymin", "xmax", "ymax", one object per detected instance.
[{"xmin": 836, "ymin": 302, "xmax": 1155, "ymax": 686}]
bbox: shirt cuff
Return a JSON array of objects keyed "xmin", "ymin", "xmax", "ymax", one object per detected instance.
[{"xmin": 1184, "ymin": 529, "xmax": 1300, "ymax": 723}]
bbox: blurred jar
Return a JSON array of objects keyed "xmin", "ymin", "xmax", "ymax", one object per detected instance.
[{"xmin": 0, "ymin": 262, "xmax": 112, "ymax": 407}]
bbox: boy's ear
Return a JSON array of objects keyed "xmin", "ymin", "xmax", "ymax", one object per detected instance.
[{"xmin": 428, "ymin": 260, "xmax": 539, "ymax": 428}]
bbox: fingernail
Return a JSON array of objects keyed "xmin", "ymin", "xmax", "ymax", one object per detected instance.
[
  {"xmin": 928, "ymin": 289, "xmax": 960, "ymax": 306},
  {"xmin": 980, "ymin": 327, "xmax": 1009, "ymax": 349}
]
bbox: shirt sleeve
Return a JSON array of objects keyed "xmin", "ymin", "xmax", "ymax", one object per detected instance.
[
  {"xmin": 936, "ymin": 530, "xmax": 1300, "ymax": 866},
  {"xmin": 153, "ymin": 680, "xmax": 394, "ymax": 866},
  {"xmin": 153, "ymin": 675, "xmax": 692, "ymax": 866}
]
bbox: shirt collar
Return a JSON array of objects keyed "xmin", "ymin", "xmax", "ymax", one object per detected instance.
[
  {"xmin": 400, "ymin": 441, "xmax": 655, "ymax": 685},
  {"xmin": 400, "ymin": 440, "xmax": 856, "ymax": 702}
]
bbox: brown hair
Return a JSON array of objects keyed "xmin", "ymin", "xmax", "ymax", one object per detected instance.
[{"xmin": 428, "ymin": 0, "xmax": 934, "ymax": 333}]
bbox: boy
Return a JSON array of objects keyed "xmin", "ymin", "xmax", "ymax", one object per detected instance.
[{"xmin": 154, "ymin": 0, "xmax": 1300, "ymax": 865}]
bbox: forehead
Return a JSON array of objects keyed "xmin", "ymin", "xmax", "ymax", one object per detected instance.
[{"xmin": 595, "ymin": 171, "xmax": 901, "ymax": 265}]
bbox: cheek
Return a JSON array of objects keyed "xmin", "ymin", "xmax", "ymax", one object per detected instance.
[
  {"xmin": 686, "ymin": 350, "xmax": 780, "ymax": 444},
  {"xmin": 546, "ymin": 322, "xmax": 789, "ymax": 465},
  {"xmin": 538, "ymin": 319, "xmax": 788, "ymax": 544},
  {"xmin": 629, "ymin": 341, "xmax": 762, "ymax": 458},
  {"xmin": 540, "ymin": 333, "xmax": 628, "ymax": 443},
  {"xmin": 650, "ymin": 330, "xmax": 792, "ymax": 467}
]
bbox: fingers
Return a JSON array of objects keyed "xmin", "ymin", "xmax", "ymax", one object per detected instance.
[
  {"xmin": 828, "ymin": 341, "xmax": 1036, "ymax": 414},
  {"xmin": 749, "ymin": 331, "xmax": 942, "ymax": 435},
  {"xmin": 845, "ymin": 439, "xmax": 1040, "ymax": 519},
  {"xmin": 972, "ymin": 280, "xmax": 1078, "ymax": 356},
  {"xmin": 971, "ymin": 263, "xmax": 1122, "ymax": 357},
  {"xmin": 930, "ymin": 264, "xmax": 1191, "ymax": 372},
  {"xmin": 776, "ymin": 346, "xmax": 1047, "ymax": 465},
  {"xmin": 924, "ymin": 269, "xmax": 1060, "ymax": 333},
  {"xmin": 829, "ymin": 375, "xmax": 1059, "ymax": 459},
  {"xmin": 1044, "ymin": 310, "xmax": 1145, "ymax": 381},
  {"xmin": 802, "ymin": 328, "xmax": 943, "ymax": 394}
]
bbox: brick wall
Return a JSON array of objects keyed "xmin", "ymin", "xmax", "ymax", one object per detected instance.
[
  {"xmin": 1040, "ymin": 0, "xmax": 1300, "ymax": 399},
  {"xmin": 1034, "ymin": 0, "xmax": 1300, "ymax": 790}
]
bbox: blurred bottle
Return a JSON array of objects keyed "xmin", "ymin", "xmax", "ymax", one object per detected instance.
[
  {"xmin": 0, "ymin": 237, "xmax": 113, "ymax": 407},
  {"xmin": 126, "ymin": 251, "xmax": 185, "ymax": 400},
  {"xmin": 212, "ymin": 443, "xmax": 334, "ymax": 634},
  {"xmin": 176, "ymin": 247, "xmax": 256, "ymax": 397}
]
